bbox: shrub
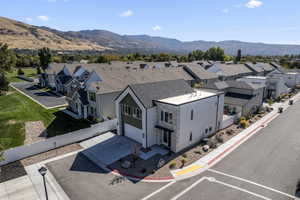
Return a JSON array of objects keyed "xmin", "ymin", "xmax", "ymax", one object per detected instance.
[
  {"xmin": 194, "ymin": 150, "xmax": 202, "ymax": 155},
  {"xmin": 169, "ymin": 161, "xmax": 176, "ymax": 169},
  {"xmin": 181, "ymin": 158, "xmax": 187, "ymax": 166},
  {"xmin": 207, "ymin": 139, "xmax": 218, "ymax": 149},
  {"xmin": 240, "ymin": 120, "xmax": 248, "ymax": 128},
  {"xmin": 182, "ymin": 153, "xmax": 187, "ymax": 158},
  {"xmin": 216, "ymin": 135, "xmax": 224, "ymax": 143},
  {"xmin": 17, "ymin": 68, "xmax": 25, "ymax": 75},
  {"xmin": 239, "ymin": 117, "xmax": 246, "ymax": 122},
  {"xmin": 267, "ymin": 99, "xmax": 273, "ymax": 106},
  {"xmin": 226, "ymin": 129, "xmax": 234, "ymax": 135}
]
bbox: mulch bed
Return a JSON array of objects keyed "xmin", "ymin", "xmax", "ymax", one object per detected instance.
[
  {"xmin": 0, "ymin": 161, "xmax": 27, "ymax": 183},
  {"xmin": 21, "ymin": 143, "xmax": 82, "ymax": 166}
]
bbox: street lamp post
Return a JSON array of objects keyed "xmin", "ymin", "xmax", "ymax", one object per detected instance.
[{"xmin": 38, "ymin": 166, "xmax": 49, "ymax": 200}]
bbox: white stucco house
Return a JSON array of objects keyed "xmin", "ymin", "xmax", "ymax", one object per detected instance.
[{"xmin": 115, "ymin": 79, "xmax": 224, "ymax": 153}]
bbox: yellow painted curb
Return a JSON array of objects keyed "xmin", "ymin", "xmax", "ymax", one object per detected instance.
[{"xmin": 175, "ymin": 164, "xmax": 202, "ymax": 176}]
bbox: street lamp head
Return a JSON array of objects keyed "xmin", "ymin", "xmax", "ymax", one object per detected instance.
[{"xmin": 38, "ymin": 166, "xmax": 47, "ymax": 176}]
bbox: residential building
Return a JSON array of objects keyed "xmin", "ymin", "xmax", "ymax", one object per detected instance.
[
  {"xmin": 205, "ymin": 80, "xmax": 264, "ymax": 117},
  {"xmin": 206, "ymin": 63, "xmax": 254, "ymax": 81},
  {"xmin": 115, "ymin": 79, "xmax": 224, "ymax": 152},
  {"xmin": 180, "ymin": 63, "xmax": 219, "ymax": 86}
]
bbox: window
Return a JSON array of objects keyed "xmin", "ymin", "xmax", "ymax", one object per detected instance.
[
  {"xmin": 205, "ymin": 129, "xmax": 208, "ymax": 134},
  {"xmin": 209, "ymin": 127, "xmax": 212, "ymax": 132},
  {"xmin": 161, "ymin": 110, "xmax": 173, "ymax": 124},
  {"xmin": 191, "ymin": 110, "xmax": 194, "ymax": 120},
  {"xmin": 89, "ymin": 92, "xmax": 96, "ymax": 102},
  {"xmin": 189, "ymin": 132, "xmax": 193, "ymax": 141},
  {"xmin": 165, "ymin": 112, "xmax": 169, "ymax": 123},
  {"xmin": 133, "ymin": 107, "xmax": 142, "ymax": 119}
]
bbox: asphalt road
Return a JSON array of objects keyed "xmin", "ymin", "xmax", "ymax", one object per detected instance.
[
  {"xmin": 46, "ymin": 153, "xmax": 167, "ymax": 200},
  {"xmin": 150, "ymin": 100, "xmax": 300, "ymax": 200},
  {"xmin": 47, "ymin": 100, "xmax": 300, "ymax": 200},
  {"xmin": 12, "ymin": 82, "xmax": 67, "ymax": 108}
]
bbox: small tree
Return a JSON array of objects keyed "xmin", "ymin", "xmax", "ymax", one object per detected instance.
[
  {"xmin": 17, "ymin": 68, "xmax": 24, "ymax": 75},
  {"xmin": 36, "ymin": 67, "xmax": 41, "ymax": 74},
  {"xmin": 38, "ymin": 47, "xmax": 52, "ymax": 71},
  {"xmin": 0, "ymin": 71, "xmax": 9, "ymax": 93},
  {"xmin": 235, "ymin": 49, "xmax": 242, "ymax": 63}
]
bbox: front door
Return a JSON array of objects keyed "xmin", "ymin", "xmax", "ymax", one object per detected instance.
[{"xmin": 161, "ymin": 130, "xmax": 171, "ymax": 147}]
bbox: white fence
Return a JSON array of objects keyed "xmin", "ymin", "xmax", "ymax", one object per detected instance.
[{"xmin": 0, "ymin": 119, "xmax": 117, "ymax": 166}]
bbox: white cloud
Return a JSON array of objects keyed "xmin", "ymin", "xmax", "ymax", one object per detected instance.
[
  {"xmin": 25, "ymin": 17, "xmax": 33, "ymax": 22},
  {"xmin": 222, "ymin": 8, "xmax": 229, "ymax": 14},
  {"xmin": 245, "ymin": 0, "xmax": 263, "ymax": 8},
  {"xmin": 152, "ymin": 25, "xmax": 161, "ymax": 31},
  {"xmin": 120, "ymin": 10, "xmax": 133, "ymax": 17},
  {"xmin": 37, "ymin": 15, "xmax": 49, "ymax": 21}
]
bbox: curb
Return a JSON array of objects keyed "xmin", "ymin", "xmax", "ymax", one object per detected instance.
[{"xmin": 110, "ymin": 168, "xmax": 174, "ymax": 182}]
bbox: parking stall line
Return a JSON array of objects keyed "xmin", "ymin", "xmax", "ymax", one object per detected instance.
[
  {"xmin": 210, "ymin": 178, "xmax": 272, "ymax": 200},
  {"xmin": 208, "ymin": 169, "xmax": 296, "ymax": 199},
  {"xmin": 140, "ymin": 181, "xmax": 176, "ymax": 200},
  {"xmin": 170, "ymin": 177, "xmax": 207, "ymax": 200}
]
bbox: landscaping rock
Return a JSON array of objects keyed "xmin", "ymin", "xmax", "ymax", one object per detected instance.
[{"xmin": 203, "ymin": 145, "xmax": 210, "ymax": 152}]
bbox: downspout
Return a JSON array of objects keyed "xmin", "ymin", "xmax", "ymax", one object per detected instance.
[
  {"xmin": 215, "ymin": 94, "xmax": 220, "ymax": 131},
  {"xmin": 145, "ymin": 108, "xmax": 148, "ymax": 148}
]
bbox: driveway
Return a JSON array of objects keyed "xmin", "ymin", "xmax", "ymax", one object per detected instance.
[
  {"xmin": 81, "ymin": 132, "xmax": 139, "ymax": 168},
  {"xmin": 46, "ymin": 154, "xmax": 167, "ymax": 200},
  {"xmin": 11, "ymin": 82, "xmax": 67, "ymax": 108}
]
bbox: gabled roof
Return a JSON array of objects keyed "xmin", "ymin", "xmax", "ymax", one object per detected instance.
[
  {"xmin": 245, "ymin": 62, "xmax": 264, "ymax": 73},
  {"xmin": 128, "ymin": 79, "xmax": 194, "ymax": 108},
  {"xmin": 57, "ymin": 75, "xmax": 72, "ymax": 85},
  {"xmin": 181, "ymin": 63, "xmax": 219, "ymax": 80},
  {"xmin": 270, "ymin": 62, "xmax": 286, "ymax": 73},
  {"xmin": 255, "ymin": 63, "xmax": 275, "ymax": 72},
  {"xmin": 88, "ymin": 67, "xmax": 194, "ymax": 94},
  {"xmin": 205, "ymin": 81, "xmax": 229, "ymax": 90},
  {"xmin": 215, "ymin": 63, "xmax": 253, "ymax": 77},
  {"xmin": 225, "ymin": 80, "xmax": 261, "ymax": 90},
  {"xmin": 205, "ymin": 80, "xmax": 262, "ymax": 91}
]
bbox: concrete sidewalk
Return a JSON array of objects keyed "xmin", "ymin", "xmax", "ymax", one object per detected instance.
[
  {"xmin": 25, "ymin": 163, "xmax": 70, "ymax": 200},
  {"xmin": 171, "ymin": 92, "xmax": 300, "ymax": 180},
  {"xmin": 0, "ymin": 176, "xmax": 40, "ymax": 200}
]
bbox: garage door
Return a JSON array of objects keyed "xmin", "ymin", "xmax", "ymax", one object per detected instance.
[{"xmin": 124, "ymin": 123, "xmax": 143, "ymax": 144}]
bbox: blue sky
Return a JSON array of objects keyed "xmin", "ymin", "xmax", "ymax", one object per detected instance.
[{"xmin": 2, "ymin": 0, "xmax": 300, "ymax": 44}]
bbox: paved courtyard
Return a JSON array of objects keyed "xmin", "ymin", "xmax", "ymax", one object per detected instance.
[
  {"xmin": 11, "ymin": 82, "xmax": 67, "ymax": 108},
  {"xmin": 46, "ymin": 153, "xmax": 167, "ymax": 200}
]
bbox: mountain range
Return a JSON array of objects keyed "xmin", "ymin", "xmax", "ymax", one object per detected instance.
[{"xmin": 1, "ymin": 16, "xmax": 300, "ymax": 55}]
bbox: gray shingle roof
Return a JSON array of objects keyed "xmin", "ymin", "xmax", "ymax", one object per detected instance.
[
  {"xmin": 216, "ymin": 63, "xmax": 253, "ymax": 77},
  {"xmin": 129, "ymin": 79, "xmax": 194, "ymax": 108},
  {"xmin": 245, "ymin": 63, "xmax": 264, "ymax": 73},
  {"xmin": 205, "ymin": 80, "xmax": 262, "ymax": 91},
  {"xmin": 89, "ymin": 67, "xmax": 194, "ymax": 94},
  {"xmin": 181, "ymin": 63, "xmax": 219, "ymax": 80}
]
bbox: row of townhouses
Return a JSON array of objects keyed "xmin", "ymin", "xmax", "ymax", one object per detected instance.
[{"xmin": 39, "ymin": 60, "xmax": 300, "ymax": 152}]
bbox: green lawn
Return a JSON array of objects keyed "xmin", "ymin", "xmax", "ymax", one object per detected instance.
[
  {"xmin": 0, "ymin": 88, "xmax": 90, "ymax": 150},
  {"xmin": 5, "ymin": 68, "xmax": 38, "ymax": 83}
]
